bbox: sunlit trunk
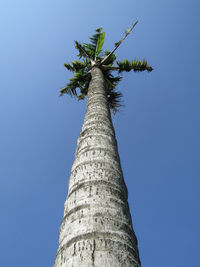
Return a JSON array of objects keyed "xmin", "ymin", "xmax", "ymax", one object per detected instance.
[{"xmin": 54, "ymin": 67, "xmax": 141, "ymax": 267}]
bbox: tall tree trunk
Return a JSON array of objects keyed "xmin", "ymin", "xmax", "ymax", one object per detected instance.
[{"xmin": 54, "ymin": 67, "xmax": 141, "ymax": 267}]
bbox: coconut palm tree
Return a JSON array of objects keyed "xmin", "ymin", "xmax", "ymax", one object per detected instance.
[{"xmin": 54, "ymin": 22, "xmax": 152, "ymax": 267}]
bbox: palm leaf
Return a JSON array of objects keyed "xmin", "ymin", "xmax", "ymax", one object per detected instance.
[
  {"xmin": 83, "ymin": 43, "xmax": 96, "ymax": 58},
  {"xmin": 132, "ymin": 59, "xmax": 153, "ymax": 72},
  {"xmin": 95, "ymin": 32, "xmax": 105, "ymax": 58},
  {"xmin": 117, "ymin": 60, "xmax": 132, "ymax": 72},
  {"xmin": 103, "ymin": 51, "xmax": 116, "ymax": 65},
  {"xmin": 64, "ymin": 63, "xmax": 74, "ymax": 72},
  {"xmin": 78, "ymin": 94, "xmax": 85, "ymax": 100},
  {"xmin": 60, "ymin": 71, "xmax": 91, "ymax": 97},
  {"xmin": 117, "ymin": 59, "xmax": 153, "ymax": 73},
  {"xmin": 75, "ymin": 41, "xmax": 91, "ymax": 59},
  {"xmin": 64, "ymin": 61, "xmax": 87, "ymax": 72},
  {"xmin": 60, "ymin": 82, "xmax": 78, "ymax": 97},
  {"xmin": 89, "ymin": 28, "xmax": 103, "ymax": 47},
  {"xmin": 107, "ymin": 91, "xmax": 123, "ymax": 113},
  {"xmin": 72, "ymin": 60, "xmax": 87, "ymax": 71},
  {"xmin": 78, "ymin": 27, "xmax": 105, "ymax": 60}
]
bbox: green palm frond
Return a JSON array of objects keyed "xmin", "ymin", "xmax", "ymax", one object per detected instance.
[
  {"xmin": 103, "ymin": 51, "xmax": 116, "ymax": 65},
  {"xmin": 95, "ymin": 32, "xmax": 105, "ymax": 58},
  {"xmin": 103, "ymin": 71, "xmax": 121, "ymax": 88},
  {"xmin": 81, "ymin": 28, "xmax": 106, "ymax": 60},
  {"xmin": 60, "ymin": 70, "xmax": 90, "ymax": 97},
  {"xmin": 75, "ymin": 41, "xmax": 91, "ymax": 59},
  {"xmin": 60, "ymin": 80, "xmax": 78, "ymax": 97},
  {"xmin": 89, "ymin": 28, "xmax": 103, "ymax": 52},
  {"xmin": 103, "ymin": 71, "xmax": 122, "ymax": 111},
  {"xmin": 107, "ymin": 91, "xmax": 123, "ymax": 113},
  {"xmin": 64, "ymin": 63, "xmax": 74, "ymax": 72},
  {"xmin": 117, "ymin": 60, "xmax": 132, "ymax": 72},
  {"xmin": 104, "ymin": 76, "xmax": 116, "ymax": 90},
  {"xmin": 72, "ymin": 60, "xmax": 87, "ymax": 71},
  {"xmin": 108, "ymin": 75, "xmax": 122, "ymax": 84},
  {"xmin": 64, "ymin": 60, "xmax": 87, "ymax": 72},
  {"xmin": 78, "ymin": 94, "xmax": 85, "ymax": 100},
  {"xmin": 117, "ymin": 59, "xmax": 153, "ymax": 73},
  {"xmin": 83, "ymin": 43, "xmax": 96, "ymax": 58},
  {"xmin": 131, "ymin": 59, "xmax": 153, "ymax": 72}
]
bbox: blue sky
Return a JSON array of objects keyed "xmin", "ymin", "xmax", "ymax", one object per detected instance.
[{"xmin": 0, "ymin": 0, "xmax": 200, "ymax": 266}]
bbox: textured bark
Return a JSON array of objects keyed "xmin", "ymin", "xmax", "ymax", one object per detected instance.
[{"xmin": 54, "ymin": 67, "xmax": 141, "ymax": 267}]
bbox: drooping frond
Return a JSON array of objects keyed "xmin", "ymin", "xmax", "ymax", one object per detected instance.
[
  {"xmin": 107, "ymin": 91, "xmax": 123, "ymax": 113},
  {"xmin": 117, "ymin": 59, "xmax": 153, "ymax": 73},
  {"xmin": 104, "ymin": 72, "xmax": 122, "ymax": 87},
  {"xmin": 60, "ymin": 70, "xmax": 90, "ymax": 98},
  {"xmin": 60, "ymin": 79, "xmax": 78, "ymax": 97},
  {"xmin": 102, "ymin": 69, "xmax": 123, "ymax": 112}
]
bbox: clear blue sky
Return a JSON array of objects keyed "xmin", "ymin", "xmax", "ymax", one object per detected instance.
[{"xmin": 1, "ymin": 1, "xmax": 200, "ymax": 266}]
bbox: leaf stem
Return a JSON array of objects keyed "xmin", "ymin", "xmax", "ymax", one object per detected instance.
[{"xmin": 100, "ymin": 21, "xmax": 138, "ymax": 65}]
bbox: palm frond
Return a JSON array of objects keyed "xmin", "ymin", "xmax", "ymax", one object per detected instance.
[
  {"xmin": 108, "ymin": 75, "xmax": 122, "ymax": 83},
  {"xmin": 117, "ymin": 59, "xmax": 153, "ymax": 73},
  {"xmin": 103, "ymin": 71, "xmax": 121, "ymax": 86},
  {"xmin": 104, "ymin": 76, "xmax": 116, "ymax": 90},
  {"xmin": 89, "ymin": 28, "xmax": 103, "ymax": 48},
  {"xmin": 64, "ymin": 63, "xmax": 74, "ymax": 72},
  {"xmin": 102, "ymin": 70, "xmax": 123, "ymax": 112},
  {"xmin": 83, "ymin": 43, "xmax": 96, "ymax": 58},
  {"xmin": 64, "ymin": 60, "xmax": 88, "ymax": 72},
  {"xmin": 95, "ymin": 31, "xmax": 105, "ymax": 59},
  {"xmin": 131, "ymin": 59, "xmax": 153, "ymax": 72},
  {"xmin": 103, "ymin": 51, "xmax": 116, "ymax": 65},
  {"xmin": 107, "ymin": 91, "xmax": 123, "ymax": 113},
  {"xmin": 60, "ymin": 70, "xmax": 91, "ymax": 97},
  {"xmin": 75, "ymin": 41, "xmax": 91, "ymax": 59},
  {"xmin": 72, "ymin": 60, "xmax": 88, "ymax": 71},
  {"xmin": 60, "ymin": 81, "xmax": 78, "ymax": 97},
  {"xmin": 117, "ymin": 60, "xmax": 133, "ymax": 72},
  {"xmin": 78, "ymin": 94, "xmax": 85, "ymax": 100},
  {"xmin": 76, "ymin": 28, "xmax": 105, "ymax": 60}
]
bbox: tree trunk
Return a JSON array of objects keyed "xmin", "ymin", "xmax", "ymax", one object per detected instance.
[{"xmin": 54, "ymin": 67, "xmax": 141, "ymax": 267}]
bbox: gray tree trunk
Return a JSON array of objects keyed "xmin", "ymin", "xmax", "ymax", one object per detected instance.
[{"xmin": 54, "ymin": 67, "xmax": 141, "ymax": 267}]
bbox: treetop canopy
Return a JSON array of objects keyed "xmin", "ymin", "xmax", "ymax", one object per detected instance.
[{"xmin": 60, "ymin": 22, "xmax": 153, "ymax": 112}]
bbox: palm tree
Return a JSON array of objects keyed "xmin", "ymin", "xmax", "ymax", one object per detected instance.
[{"xmin": 54, "ymin": 22, "xmax": 152, "ymax": 267}]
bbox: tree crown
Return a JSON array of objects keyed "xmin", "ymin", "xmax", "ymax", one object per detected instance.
[{"xmin": 60, "ymin": 22, "xmax": 153, "ymax": 112}]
